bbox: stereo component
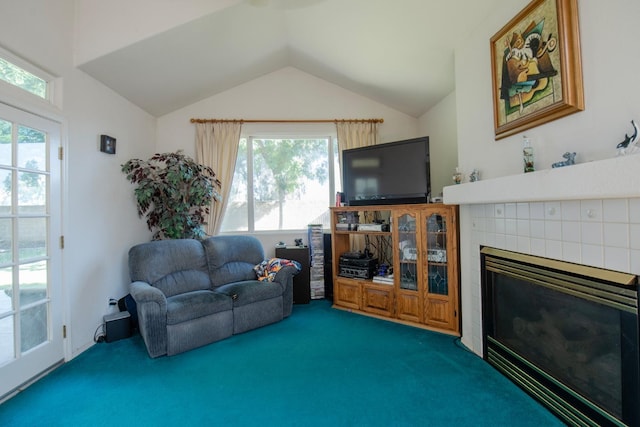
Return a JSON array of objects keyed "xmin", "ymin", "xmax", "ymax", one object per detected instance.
[{"xmin": 338, "ymin": 256, "xmax": 378, "ymax": 279}]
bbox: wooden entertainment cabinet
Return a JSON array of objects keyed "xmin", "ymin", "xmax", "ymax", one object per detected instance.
[{"xmin": 330, "ymin": 203, "xmax": 460, "ymax": 335}]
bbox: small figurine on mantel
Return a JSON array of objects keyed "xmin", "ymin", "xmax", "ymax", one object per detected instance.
[
  {"xmin": 616, "ymin": 120, "xmax": 638, "ymax": 156},
  {"xmin": 522, "ymin": 135, "xmax": 535, "ymax": 173},
  {"xmin": 552, "ymin": 152, "xmax": 576, "ymax": 168},
  {"xmin": 469, "ymin": 169, "xmax": 480, "ymax": 182},
  {"xmin": 453, "ymin": 167, "xmax": 463, "ymax": 184}
]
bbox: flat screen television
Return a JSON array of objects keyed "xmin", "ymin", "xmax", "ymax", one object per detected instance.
[{"xmin": 342, "ymin": 136, "xmax": 430, "ymax": 206}]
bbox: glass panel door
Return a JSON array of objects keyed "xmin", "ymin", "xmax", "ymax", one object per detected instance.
[
  {"xmin": 426, "ymin": 213, "xmax": 448, "ymax": 295},
  {"xmin": 397, "ymin": 212, "xmax": 418, "ymax": 290},
  {"xmin": 0, "ymin": 102, "xmax": 62, "ymax": 399}
]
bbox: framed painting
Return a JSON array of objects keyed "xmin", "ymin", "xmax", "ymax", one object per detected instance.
[{"xmin": 490, "ymin": 0, "xmax": 584, "ymax": 140}]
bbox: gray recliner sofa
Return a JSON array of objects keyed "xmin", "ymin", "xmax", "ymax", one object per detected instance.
[{"xmin": 128, "ymin": 235, "xmax": 299, "ymax": 358}]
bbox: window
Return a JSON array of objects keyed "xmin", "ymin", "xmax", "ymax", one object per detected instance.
[
  {"xmin": 220, "ymin": 136, "xmax": 341, "ymax": 232},
  {"xmin": 0, "ymin": 47, "xmax": 54, "ymax": 103},
  {"xmin": 0, "ymin": 58, "xmax": 46, "ymax": 99}
]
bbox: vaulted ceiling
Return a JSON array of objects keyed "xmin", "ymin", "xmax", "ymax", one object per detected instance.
[{"xmin": 78, "ymin": 0, "xmax": 500, "ymax": 118}]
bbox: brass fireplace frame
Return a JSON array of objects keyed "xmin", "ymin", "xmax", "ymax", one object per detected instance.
[{"xmin": 482, "ymin": 247, "xmax": 637, "ymax": 313}]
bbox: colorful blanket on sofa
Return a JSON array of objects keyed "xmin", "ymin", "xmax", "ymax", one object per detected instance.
[{"xmin": 254, "ymin": 258, "xmax": 302, "ymax": 282}]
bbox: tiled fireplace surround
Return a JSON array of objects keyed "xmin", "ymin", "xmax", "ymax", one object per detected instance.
[{"xmin": 444, "ymin": 154, "xmax": 640, "ymax": 354}]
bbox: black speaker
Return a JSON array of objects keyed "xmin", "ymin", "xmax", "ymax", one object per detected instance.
[
  {"xmin": 103, "ymin": 311, "xmax": 132, "ymax": 343},
  {"xmin": 276, "ymin": 246, "xmax": 311, "ymax": 304},
  {"xmin": 323, "ymin": 233, "xmax": 333, "ymax": 301}
]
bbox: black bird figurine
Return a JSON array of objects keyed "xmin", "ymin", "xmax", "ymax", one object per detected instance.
[{"xmin": 616, "ymin": 120, "xmax": 638, "ymax": 153}]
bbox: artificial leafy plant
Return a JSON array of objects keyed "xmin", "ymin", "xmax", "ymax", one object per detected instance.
[{"xmin": 121, "ymin": 151, "xmax": 221, "ymax": 240}]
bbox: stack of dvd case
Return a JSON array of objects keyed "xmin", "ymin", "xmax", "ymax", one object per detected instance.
[{"xmin": 307, "ymin": 224, "xmax": 325, "ymax": 299}]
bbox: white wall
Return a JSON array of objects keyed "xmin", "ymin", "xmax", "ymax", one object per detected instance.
[
  {"xmin": 63, "ymin": 69, "xmax": 156, "ymax": 355},
  {"xmin": 418, "ymin": 91, "xmax": 458, "ymax": 199},
  {"xmin": 0, "ymin": 0, "xmax": 157, "ymax": 357},
  {"xmin": 452, "ymin": 0, "xmax": 640, "ymax": 354},
  {"xmin": 455, "ymin": 0, "xmax": 640, "ymax": 180},
  {"xmin": 157, "ymin": 66, "xmax": 420, "ymax": 156},
  {"xmin": 0, "ymin": 1, "xmax": 75, "ymax": 76}
]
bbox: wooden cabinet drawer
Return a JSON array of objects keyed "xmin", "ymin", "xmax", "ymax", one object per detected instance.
[
  {"xmin": 362, "ymin": 284, "xmax": 394, "ymax": 317},
  {"xmin": 334, "ymin": 279, "xmax": 361, "ymax": 309}
]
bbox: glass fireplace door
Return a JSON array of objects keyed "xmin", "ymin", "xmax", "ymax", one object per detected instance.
[{"xmin": 481, "ymin": 246, "xmax": 639, "ymax": 427}]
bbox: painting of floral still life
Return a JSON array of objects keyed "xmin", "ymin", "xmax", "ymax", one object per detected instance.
[{"xmin": 490, "ymin": 0, "xmax": 584, "ymax": 139}]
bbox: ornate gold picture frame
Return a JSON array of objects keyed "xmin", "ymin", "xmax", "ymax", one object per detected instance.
[{"xmin": 490, "ymin": 0, "xmax": 584, "ymax": 140}]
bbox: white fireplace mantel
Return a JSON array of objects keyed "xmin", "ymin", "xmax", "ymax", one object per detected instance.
[{"xmin": 443, "ymin": 154, "xmax": 640, "ymax": 205}]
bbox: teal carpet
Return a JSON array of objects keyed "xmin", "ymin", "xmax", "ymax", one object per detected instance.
[{"xmin": 0, "ymin": 300, "xmax": 563, "ymax": 426}]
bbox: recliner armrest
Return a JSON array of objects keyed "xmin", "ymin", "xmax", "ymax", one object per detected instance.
[
  {"xmin": 129, "ymin": 281, "xmax": 168, "ymax": 358},
  {"xmin": 130, "ymin": 281, "xmax": 167, "ymax": 308},
  {"xmin": 273, "ymin": 265, "xmax": 299, "ymax": 288},
  {"xmin": 273, "ymin": 265, "xmax": 299, "ymax": 318}
]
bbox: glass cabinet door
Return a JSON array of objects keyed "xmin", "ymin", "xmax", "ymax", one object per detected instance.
[
  {"xmin": 426, "ymin": 213, "xmax": 448, "ymax": 296},
  {"xmin": 396, "ymin": 212, "xmax": 418, "ymax": 291}
]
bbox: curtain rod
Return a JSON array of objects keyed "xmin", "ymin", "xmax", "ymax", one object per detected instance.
[{"xmin": 190, "ymin": 118, "xmax": 384, "ymax": 124}]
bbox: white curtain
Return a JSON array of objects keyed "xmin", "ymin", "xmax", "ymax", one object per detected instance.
[
  {"xmin": 195, "ymin": 121, "xmax": 242, "ymax": 235},
  {"xmin": 335, "ymin": 121, "xmax": 379, "ymax": 174}
]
